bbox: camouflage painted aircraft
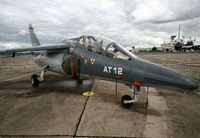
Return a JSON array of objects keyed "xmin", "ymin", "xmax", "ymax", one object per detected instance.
[{"xmin": 0, "ymin": 24, "xmax": 198, "ymax": 108}]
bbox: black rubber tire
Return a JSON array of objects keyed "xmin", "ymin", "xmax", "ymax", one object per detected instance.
[
  {"xmin": 121, "ymin": 95, "xmax": 133, "ymax": 108},
  {"xmin": 31, "ymin": 74, "xmax": 39, "ymax": 87}
]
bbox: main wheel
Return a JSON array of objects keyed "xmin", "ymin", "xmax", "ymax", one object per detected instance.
[
  {"xmin": 121, "ymin": 95, "xmax": 133, "ymax": 108},
  {"xmin": 31, "ymin": 74, "xmax": 39, "ymax": 87}
]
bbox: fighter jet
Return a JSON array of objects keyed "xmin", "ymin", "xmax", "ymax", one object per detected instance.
[
  {"xmin": 172, "ymin": 25, "xmax": 184, "ymax": 51},
  {"xmin": 0, "ymin": 24, "xmax": 198, "ymax": 108}
]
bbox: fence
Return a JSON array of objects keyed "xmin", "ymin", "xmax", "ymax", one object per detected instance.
[
  {"xmin": 0, "ymin": 64, "xmax": 38, "ymax": 73},
  {"xmin": 161, "ymin": 63, "xmax": 200, "ymax": 84}
]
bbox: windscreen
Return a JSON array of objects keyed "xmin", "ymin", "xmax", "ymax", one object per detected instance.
[{"xmin": 60, "ymin": 35, "xmax": 136, "ymax": 60}]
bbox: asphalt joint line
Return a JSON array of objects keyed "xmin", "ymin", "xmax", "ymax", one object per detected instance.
[{"xmin": 73, "ymin": 96, "xmax": 89, "ymax": 138}]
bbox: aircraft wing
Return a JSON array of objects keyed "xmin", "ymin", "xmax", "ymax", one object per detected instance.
[{"xmin": 0, "ymin": 43, "xmax": 70, "ymax": 54}]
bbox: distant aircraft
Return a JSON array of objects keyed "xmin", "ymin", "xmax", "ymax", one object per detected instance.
[
  {"xmin": 172, "ymin": 25, "xmax": 184, "ymax": 51},
  {"xmin": 0, "ymin": 24, "xmax": 198, "ymax": 108}
]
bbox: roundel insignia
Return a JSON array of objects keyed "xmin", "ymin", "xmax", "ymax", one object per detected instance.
[
  {"xmin": 82, "ymin": 91, "xmax": 94, "ymax": 96},
  {"xmin": 90, "ymin": 59, "xmax": 95, "ymax": 65}
]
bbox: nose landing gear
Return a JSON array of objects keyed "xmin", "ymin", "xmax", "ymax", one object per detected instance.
[
  {"xmin": 121, "ymin": 95, "xmax": 133, "ymax": 108},
  {"xmin": 121, "ymin": 85, "xmax": 140, "ymax": 108},
  {"xmin": 31, "ymin": 65, "xmax": 49, "ymax": 87}
]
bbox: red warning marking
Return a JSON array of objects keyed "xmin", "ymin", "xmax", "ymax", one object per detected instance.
[
  {"xmin": 28, "ymin": 24, "xmax": 32, "ymax": 29},
  {"xmin": 115, "ymin": 80, "xmax": 118, "ymax": 96},
  {"xmin": 70, "ymin": 48, "xmax": 73, "ymax": 53},
  {"xmin": 146, "ymin": 87, "xmax": 149, "ymax": 105},
  {"xmin": 115, "ymin": 75, "xmax": 121, "ymax": 79},
  {"xmin": 134, "ymin": 80, "xmax": 141, "ymax": 86},
  {"xmin": 69, "ymin": 57, "xmax": 74, "ymax": 78},
  {"xmin": 124, "ymin": 77, "xmax": 127, "ymax": 79},
  {"xmin": 90, "ymin": 59, "xmax": 95, "ymax": 64}
]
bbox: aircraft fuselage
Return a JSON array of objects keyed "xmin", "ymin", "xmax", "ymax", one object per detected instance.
[{"xmin": 34, "ymin": 44, "xmax": 198, "ymax": 91}]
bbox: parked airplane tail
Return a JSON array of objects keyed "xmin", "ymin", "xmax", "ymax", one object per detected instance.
[
  {"xmin": 28, "ymin": 24, "xmax": 40, "ymax": 46},
  {"xmin": 178, "ymin": 24, "xmax": 181, "ymax": 40}
]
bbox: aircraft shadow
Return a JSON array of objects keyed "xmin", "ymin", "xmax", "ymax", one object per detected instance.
[{"xmin": 0, "ymin": 79, "xmax": 94, "ymax": 98}]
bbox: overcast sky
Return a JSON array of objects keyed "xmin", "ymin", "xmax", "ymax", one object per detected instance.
[{"xmin": 0, "ymin": 0, "xmax": 200, "ymax": 49}]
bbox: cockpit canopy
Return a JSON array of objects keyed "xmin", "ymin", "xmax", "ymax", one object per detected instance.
[{"xmin": 60, "ymin": 35, "xmax": 136, "ymax": 60}]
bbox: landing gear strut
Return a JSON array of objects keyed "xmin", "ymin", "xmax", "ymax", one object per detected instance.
[
  {"xmin": 31, "ymin": 65, "xmax": 49, "ymax": 87},
  {"xmin": 121, "ymin": 85, "xmax": 140, "ymax": 108}
]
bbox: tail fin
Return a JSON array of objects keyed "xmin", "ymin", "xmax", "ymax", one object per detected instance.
[
  {"xmin": 28, "ymin": 24, "xmax": 40, "ymax": 46},
  {"xmin": 178, "ymin": 25, "xmax": 181, "ymax": 40}
]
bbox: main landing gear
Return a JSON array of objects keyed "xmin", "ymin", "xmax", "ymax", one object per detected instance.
[
  {"xmin": 31, "ymin": 65, "xmax": 49, "ymax": 87},
  {"xmin": 121, "ymin": 85, "xmax": 140, "ymax": 108}
]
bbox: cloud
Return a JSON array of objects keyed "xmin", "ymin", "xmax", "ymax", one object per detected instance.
[
  {"xmin": 18, "ymin": 30, "xmax": 28, "ymax": 36},
  {"xmin": 0, "ymin": 0, "xmax": 200, "ymax": 49},
  {"xmin": 130, "ymin": 0, "xmax": 200, "ymax": 24},
  {"xmin": 0, "ymin": 41, "xmax": 30, "ymax": 49},
  {"xmin": 130, "ymin": 0, "xmax": 175, "ymax": 24}
]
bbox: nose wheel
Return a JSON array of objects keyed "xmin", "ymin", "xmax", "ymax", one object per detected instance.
[
  {"xmin": 121, "ymin": 95, "xmax": 132, "ymax": 108},
  {"xmin": 121, "ymin": 84, "xmax": 140, "ymax": 108}
]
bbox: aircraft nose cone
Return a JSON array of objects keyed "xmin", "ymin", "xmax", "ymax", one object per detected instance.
[{"xmin": 184, "ymin": 77, "xmax": 199, "ymax": 90}]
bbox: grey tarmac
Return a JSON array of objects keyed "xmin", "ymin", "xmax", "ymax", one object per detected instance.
[{"xmin": 0, "ymin": 54, "xmax": 200, "ymax": 138}]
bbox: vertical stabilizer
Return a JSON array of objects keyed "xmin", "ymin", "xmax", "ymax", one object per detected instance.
[
  {"xmin": 178, "ymin": 25, "xmax": 181, "ymax": 40},
  {"xmin": 28, "ymin": 24, "xmax": 40, "ymax": 46}
]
